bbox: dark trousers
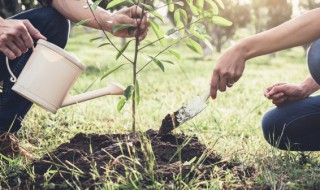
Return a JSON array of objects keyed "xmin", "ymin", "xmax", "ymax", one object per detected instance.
[
  {"xmin": 0, "ymin": 7, "xmax": 69, "ymax": 132},
  {"xmin": 262, "ymin": 95, "xmax": 320, "ymax": 151}
]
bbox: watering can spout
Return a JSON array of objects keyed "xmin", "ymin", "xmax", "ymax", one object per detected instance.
[{"xmin": 61, "ymin": 82, "xmax": 125, "ymax": 107}]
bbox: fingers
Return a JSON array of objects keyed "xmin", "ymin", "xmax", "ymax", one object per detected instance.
[
  {"xmin": 265, "ymin": 82, "xmax": 286, "ymax": 93},
  {"xmin": 0, "ymin": 35, "xmax": 21, "ymax": 59},
  {"xmin": 1, "ymin": 46, "xmax": 16, "ymax": 60},
  {"xmin": 129, "ymin": 5, "xmax": 143, "ymax": 18},
  {"xmin": 13, "ymin": 35, "xmax": 28, "ymax": 53},
  {"xmin": 219, "ymin": 75, "xmax": 227, "ymax": 92},
  {"xmin": 272, "ymin": 96, "xmax": 287, "ymax": 106},
  {"xmin": 210, "ymin": 71, "xmax": 219, "ymax": 99},
  {"xmin": 6, "ymin": 40, "xmax": 22, "ymax": 57},
  {"xmin": 270, "ymin": 92, "xmax": 285, "ymax": 100},
  {"xmin": 24, "ymin": 20, "xmax": 47, "ymax": 41},
  {"xmin": 140, "ymin": 12, "xmax": 148, "ymax": 29},
  {"xmin": 267, "ymin": 86, "xmax": 284, "ymax": 97}
]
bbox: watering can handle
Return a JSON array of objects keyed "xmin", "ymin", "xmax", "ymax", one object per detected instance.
[{"xmin": 6, "ymin": 46, "xmax": 34, "ymax": 83}]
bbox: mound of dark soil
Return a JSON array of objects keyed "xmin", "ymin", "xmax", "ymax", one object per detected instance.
[{"xmin": 22, "ymin": 130, "xmax": 257, "ymax": 189}]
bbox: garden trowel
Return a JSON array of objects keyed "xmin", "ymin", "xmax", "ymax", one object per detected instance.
[{"xmin": 159, "ymin": 88, "xmax": 211, "ymax": 134}]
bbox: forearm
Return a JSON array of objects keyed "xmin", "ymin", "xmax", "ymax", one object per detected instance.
[
  {"xmin": 300, "ymin": 76, "xmax": 320, "ymax": 96},
  {"xmin": 239, "ymin": 8, "xmax": 320, "ymax": 60},
  {"xmin": 51, "ymin": 0, "xmax": 112, "ymax": 31}
]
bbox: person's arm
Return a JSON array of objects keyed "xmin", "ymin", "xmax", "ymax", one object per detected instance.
[
  {"xmin": 210, "ymin": 8, "xmax": 320, "ymax": 99},
  {"xmin": 51, "ymin": 0, "xmax": 148, "ymax": 40},
  {"xmin": 264, "ymin": 76, "xmax": 320, "ymax": 106}
]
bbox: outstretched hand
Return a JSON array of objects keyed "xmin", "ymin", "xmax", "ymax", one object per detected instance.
[
  {"xmin": 108, "ymin": 5, "xmax": 149, "ymax": 41},
  {"xmin": 210, "ymin": 44, "xmax": 246, "ymax": 99},
  {"xmin": 0, "ymin": 18, "xmax": 47, "ymax": 60},
  {"xmin": 264, "ymin": 83, "xmax": 308, "ymax": 106}
]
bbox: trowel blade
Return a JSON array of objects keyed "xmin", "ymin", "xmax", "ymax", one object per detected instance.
[{"xmin": 159, "ymin": 95, "xmax": 208, "ymax": 134}]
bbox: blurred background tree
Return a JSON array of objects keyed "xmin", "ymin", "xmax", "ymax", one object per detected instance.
[
  {"xmin": 252, "ymin": 0, "xmax": 292, "ymax": 34},
  {"xmin": 205, "ymin": 0, "xmax": 251, "ymax": 54}
]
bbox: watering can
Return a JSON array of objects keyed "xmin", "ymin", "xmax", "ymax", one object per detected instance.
[
  {"xmin": 307, "ymin": 38, "xmax": 320, "ymax": 85},
  {"xmin": 6, "ymin": 39, "xmax": 125, "ymax": 114}
]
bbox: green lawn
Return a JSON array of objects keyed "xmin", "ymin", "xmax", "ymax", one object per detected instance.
[{"xmin": 1, "ymin": 26, "xmax": 320, "ymax": 189}]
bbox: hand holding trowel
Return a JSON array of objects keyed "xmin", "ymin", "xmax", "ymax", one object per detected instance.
[{"xmin": 159, "ymin": 88, "xmax": 211, "ymax": 134}]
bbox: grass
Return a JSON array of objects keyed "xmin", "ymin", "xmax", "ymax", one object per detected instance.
[{"xmin": 1, "ymin": 26, "xmax": 320, "ymax": 189}]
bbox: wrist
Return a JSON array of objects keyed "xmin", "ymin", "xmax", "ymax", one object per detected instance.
[
  {"xmin": 300, "ymin": 77, "xmax": 320, "ymax": 97},
  {"xmin": 98, "ymin": 11, "xmax": 114, "ymax": 32},
  {"xmin": 235, "ymin": 38, "xmax": 254, "ymax": 61},
  {"xmin": 298, "ymin": 83, "xmax": 310, "ymax": 98}
]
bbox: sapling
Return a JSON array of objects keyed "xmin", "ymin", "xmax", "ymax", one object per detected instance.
[{"xmin": 80, "ymin": 0, "xmax": 232, "ymax": 136}]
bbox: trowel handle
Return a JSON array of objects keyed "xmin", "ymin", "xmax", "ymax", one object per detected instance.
[{"xmin": 201, "ymin": 88, "xmax": 211, "ymax": 102}]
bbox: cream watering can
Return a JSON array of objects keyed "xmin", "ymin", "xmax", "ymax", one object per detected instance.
[{"xmin": 6, "ymin": 39, "xmax": 125, "ymax": 114}]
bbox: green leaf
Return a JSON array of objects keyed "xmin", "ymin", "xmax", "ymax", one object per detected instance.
[
  {"xmin": 75, "ymin": 19, "xmax": 91, "ymax": 26},
  {"xmin": 174, "ymin": 1, "xmax": 184, "ymax": 6},
  {"xmin": 161, "ymin": 60, "xmax": 175, "ymax": 64},
  {"xmin": 124, "ymin": 85, "xmax": 134, "ymax": 100},
  {"xmin": 211, "ymin": 16, "xmax": 232, "ymax": 26},
  {"xmin": 149, "ymin": 19, "xmax": 167, "ymax": 46},
  {"xmin": 98, "ymin": 43, "xmax": 110, "ymax": 47},
  {"xmin": 186, "ymin": 38, "xmax": 203, "ymax": 55},
  {"xmin": 90, "ymin": 37, "xmax": 103, "ymax": 43},
  {"xmin": 91, "ymin": 0, "xmax": 102, "ymax": 10},
  {"xmin": 111, "ymin": 24, "xmax": 135, "ymax": 34},
  {"xmin": 214, "ymin": 0, "xmax": 224, "ymax": 9},
  {"xmin": 107, "ymin": 0, "xmax": 133, "ymax": 9},
  {"xmin": 140, "ymin": 3, "xmax": 154, "ymax": 11},
  {"xmin": 174, "ymin": 8, "xmax": 187, "ymax": 25},
  {"xmin": 135, "ymin": 80, "xmax": 140, "ymax": 105},
  {"xmin": 167, "ymin": 0, "xmax": 174, "ymax": 12},
  {"xmin": 166, "ymin": 28, "xmax": 176, "ymax": 36},
  {"xmin": 195, "ymin": 0, "xmax": 204, "ymax": 10},
  {"xmin": 206, "ymin": 0, "xmax": 219, "ymax": 15},
  {"xmin": 176, "ymin": 21, "xmax": 185, "ymax": 35},
  {"xmin": 186, "ymin": 0, "xmax": 198, "ymax": 15},
  {"xmin": 149, "ymin": 56, "xmax": 165, "ymax": 72},
  {"xmin": 168, "ymin": 50, "xmax": 180, "ymax": 59},
  {"xmin": 116, "ymin": 40, "xmax": 133, "ymax": 60},
  {"xmin": 100, "ymin": 64, "xmax": 125, "ymax": 80},
  {"xmin": 117, "ymin": 98, "xmax": 126, "ymax": 111},
  {"xmin": 150, "ymin": 11, "xmax": 164, "ymax": 23},
  {"xmin": 203, "ymin": 38, "xmax": 213, "ymax": 51},
  {"xmin": 190, "ymin": 23, "xmax": 207, "ymax": 40}
]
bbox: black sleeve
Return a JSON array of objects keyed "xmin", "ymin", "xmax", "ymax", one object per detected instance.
[{"xmin": 38, "ymin": 0, "xmax": 52, "ymax": 6}]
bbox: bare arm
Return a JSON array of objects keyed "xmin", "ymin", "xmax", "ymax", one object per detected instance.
[
  {"xmin": 242, "ymin": 8, "xmax": 320, "ymax": 60},
  {"xmin": 51, "ymin": 0, "xmax": 111, "ymax": 30},
  {"xmin": 51, "ymin": 0, "xmax": 148, "ymax": 39},
  {"xmin": 210, "ymin": 8, "xmax": 320, "ymax": 99}
]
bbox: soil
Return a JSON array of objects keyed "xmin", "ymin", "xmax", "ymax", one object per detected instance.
[
  {"xmin": 18, "ymin": 130, "xmax": 258, "ymax": 189},
  {"xmin": 159, "ymin": 111, "xmax": 180, "ymax": 134}
]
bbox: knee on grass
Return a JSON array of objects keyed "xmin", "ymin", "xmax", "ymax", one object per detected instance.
[{"xmin": 261, "ymin": 109, "xmax": 291, "ymax": 150}]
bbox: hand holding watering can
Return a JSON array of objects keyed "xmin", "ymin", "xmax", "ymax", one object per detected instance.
[{"xmin": 6, "ymin": 39, "xmax": 125, "ymax": 114}]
